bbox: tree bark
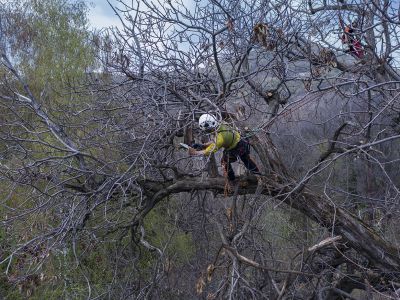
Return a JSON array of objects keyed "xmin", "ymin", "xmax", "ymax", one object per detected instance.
[{"xmin": 140, "ymin": 175, "xmax": 400, "ymax": 280}]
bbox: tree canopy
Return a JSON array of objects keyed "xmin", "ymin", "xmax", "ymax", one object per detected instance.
[{"xmin": 1, "ymin": 0, "xmax": 400, "ymax": 299}]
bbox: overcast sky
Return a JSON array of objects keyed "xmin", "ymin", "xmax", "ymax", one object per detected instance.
[
  {"xmin": 87, "ymin": 0, "xmax": 122, "ymax": 30},
  {"xmin": 86, "ymin": 0, "xmax": 197, "ymax": 30}
]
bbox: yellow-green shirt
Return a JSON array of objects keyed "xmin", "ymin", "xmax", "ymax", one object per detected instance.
[{"xmin": 203, "ymin": 124, "xmax": 241, "ymax": 156}]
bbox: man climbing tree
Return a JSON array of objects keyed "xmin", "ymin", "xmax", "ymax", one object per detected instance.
[
  {"xmin": 341, "ymin": 20, "xmax": 364, "ymax": 58},
  {"xmin": 188, "ymin": 114, "xmax": 260, "ymax": 183}
]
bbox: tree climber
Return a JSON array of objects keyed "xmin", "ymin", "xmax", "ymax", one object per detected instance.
[
  {"xmin": 341, "ymin": 20, "xmax": 364, "ymax": 59},
  {"xmin": 188, "ymin": 114, "xmax": 260, "ymax": 182}
]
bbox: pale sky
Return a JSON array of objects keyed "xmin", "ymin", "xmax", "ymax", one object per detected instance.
[
  {"xmin": 86, "ymin": 0, "xmax": 197, "ymax": 30},
  {"xmin": 87, "ymin": 0, "xmax": 123, "ymax": 30}
]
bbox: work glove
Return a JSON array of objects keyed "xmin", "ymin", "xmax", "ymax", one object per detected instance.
[{"xmin": 188, "ymin": 147, "xmax": 197, "ymax": 155}]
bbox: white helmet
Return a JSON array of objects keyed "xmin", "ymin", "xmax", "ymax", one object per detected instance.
[{"xmin": 199, "ymin": 114, "xmax": 219, "ymax": 132}]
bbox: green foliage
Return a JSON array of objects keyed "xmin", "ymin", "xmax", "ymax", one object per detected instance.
[
  {"xmin": 0, "ymin": 2, "xmax": 100, "ymax": 298},
  {"xmin": 0, "ymin": 0, "xmax": 98, "ymax": 152},
  {"xmin": 145, "ymin": 198, "xmax": 195, "ymax": 266},
  {"xmin": 29, "ymin": 286, "xmax": 64, "ymax": 300},
  {"xmin": 10, "ymin": 0, "xmax": 96, "ymax": 86}
]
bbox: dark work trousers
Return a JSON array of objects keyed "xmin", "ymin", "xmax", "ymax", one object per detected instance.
[{"xmin": 221, "ymin": 139, "xmax": 260, "ymax": 181}]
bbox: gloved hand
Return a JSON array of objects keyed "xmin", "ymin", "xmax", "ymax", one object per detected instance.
[{"xmin": 188, "ymin": 147, "xmax": 198, "ymax": 155}]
